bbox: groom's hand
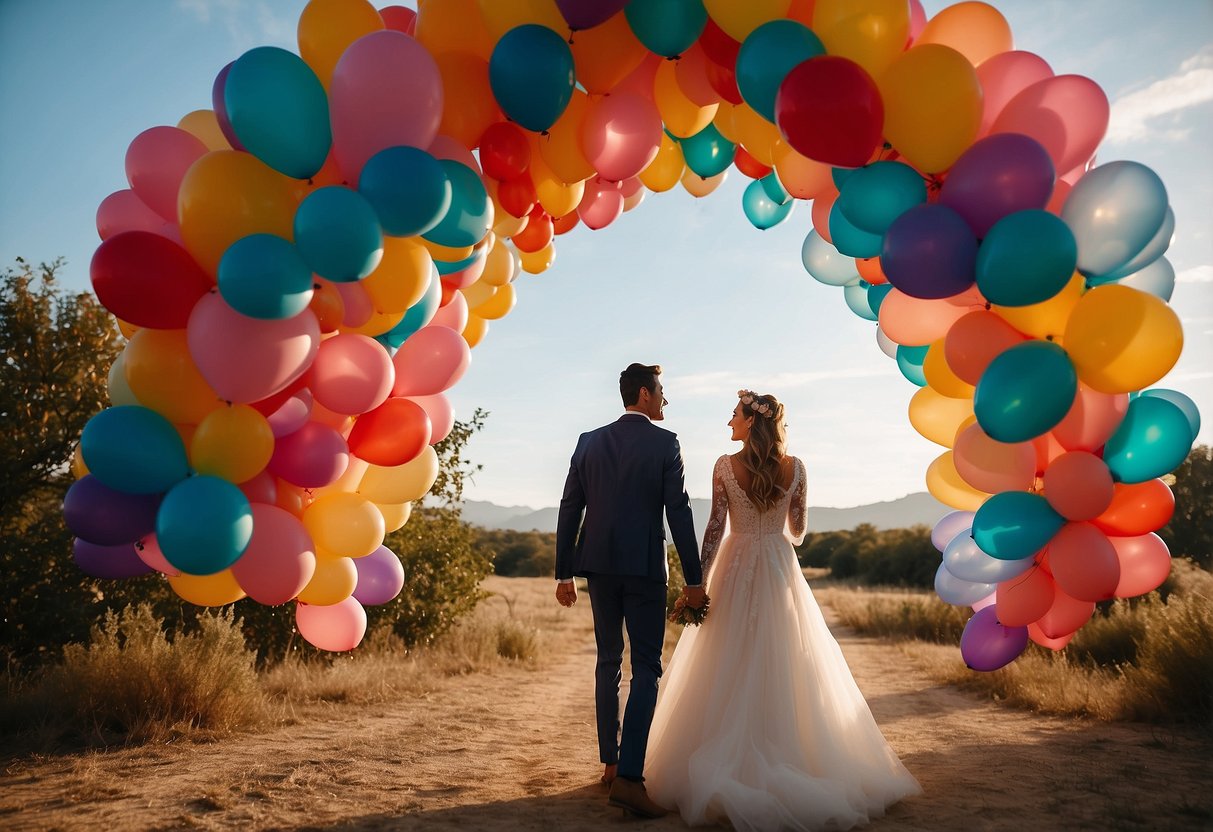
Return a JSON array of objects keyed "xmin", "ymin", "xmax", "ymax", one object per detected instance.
[
  {"xmin": 556, "ymin": 582, "xmax": 577, "ymax": 607},
  {"xmin": 682, "ymin": 585, "xmax": 706, "ymax": 609}
]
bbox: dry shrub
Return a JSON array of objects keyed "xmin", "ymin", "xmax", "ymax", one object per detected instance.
[{"xmin": 819, "ymin": 586, "xmax": 971, "ymax": 644}]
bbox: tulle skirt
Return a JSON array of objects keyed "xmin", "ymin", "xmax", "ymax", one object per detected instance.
[{"xmin": 646, "ymin": 531, "xmax": 921, "ymax": 831}]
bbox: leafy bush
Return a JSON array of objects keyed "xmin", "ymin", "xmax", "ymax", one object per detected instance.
[{"xmin": 476, "ymin": 528, "xmax": 556, "ymax": 577}]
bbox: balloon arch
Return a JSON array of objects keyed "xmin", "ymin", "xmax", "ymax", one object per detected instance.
[{"xmin": 72, "ymin": 0, "xmax": 1197, "ymax": 669}]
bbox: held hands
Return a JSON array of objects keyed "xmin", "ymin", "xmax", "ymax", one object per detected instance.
[
  {"xmin": 682, "ymin": 585, "xmax": 706, "ymax": 609},
  {"xmin": 556, "ymin": 581, "xmax": 578, "ymax": 607}
]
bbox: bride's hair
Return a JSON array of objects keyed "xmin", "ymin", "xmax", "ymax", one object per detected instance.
[{"xmin": 739, "ymin": 392, "xmax": 787, "ymax": 511}]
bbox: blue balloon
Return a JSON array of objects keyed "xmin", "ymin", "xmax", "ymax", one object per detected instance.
[
  {"xmin": 624, "ymin": 0, "xmax": 707, "ymax": 58},
  {"xmin": 829, "ymin": 200, "xmax": 883, "ymax": 258},
  {"xmin": 934, "ymin": 562, "xmax": 995, "ymax": 606},
  {"xmin": 358, "ymin": 146, "xmax": 452, "ymax": 237},
  {"xmin": 974, "ymin": 341, "xmax": 1077, "ymax": 442},
  {"xmin": 680, "ymin": 122, "xmax": 735, "ymax": 178},
  {"xmin": 843, "ymin": 280, "xmax": 877, "ymax": 321},
  {"xmin": 943, "ymin": 531, "xmax": 1036, "ymax": 583},
  {"xmin": 882, "ymin": 203, "xmax": 978, "ymax": 299},
  {"xmin": 294, "ymin": 186, "xmax": 384, "ymax": 282},
  {"xmin": 225, "ymin": 46, "xmax": 331, "ymax": 179},
  {"xmin": 1061, "ymin": 161, "xmax": 1169, "ymax": 277},
  {"xmin": 742, "ymin": 178, "xmax": 795, "ymax": 230},
  {"xmin": 1103, "ymin": 396, "xmax": 1195, "ymax": 484},
  {"xmin": 1091, "ymin": 206, "xmax": 1174, "ymax": 282},
  {"xmin": 1139, "ymin": 388, "xmax": 1200, "ymax": 437},
  {"xmin": 800, "ymin": 229, "xmax": 859, "ymax": 286},
  {"xmin": 976, "ymin": 209, "xmax": 1077, "ymax": 307},
  {"xmin": 972, "ymin": 491, "xmax": 1065, "ymax": 560},
  {"xmin": 837, "ymin": 161, "xmax": 927, "ymax": 236},
  {"xmin": 80, "ymin": 406, "xmax": 189, "ymax": 495},
  {"xmin": 64, "ymin": 475, "xmax": 161, "ymax": 546},
  {"xmin": 156, "ymin": 476, "xmax": 253, "ymax": 576},
  {"xmin": 489, "ymin": 25, "xmax": 575, "ymax": 131},
  {"xmin": 896, "ymin": 344, "xmax": 928, "ymax": 387},
  {"xmin": 423, "ymin": 160, "xmax": 492, "ymax": 249},
  {"xmin": 218, "ymin": 234, "xmax": 314, "ymax": 319},
  {"xmin": 1111, "ymin": 256, "xmax": 1175, "ymax": 301},
  {"xmin": 932, "ymin": 510, "xmax": 976, "ymax": 552},
  {"xmin": 760, "ymin": 172, "xmax": 791, "ymax": 205},
  {"xmin": 735, "ymin": 20, "xmax": 825, "ymax": 121},
  {"xmin": 379, "ymin": 264, "xmax": 441, "ymax": 349}
]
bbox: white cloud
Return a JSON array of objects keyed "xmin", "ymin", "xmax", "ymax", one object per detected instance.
[
  {"xmin": 1106, "ymin": 49, "xmax": 1213, "ymax": 144},
  {"xmin": 176, "ymin": 0, "xmax": 296, "ymax": 52},
  {"xmin": 1177, "ymin": 264, "xmax": 1213, "ymax": 283},
  {"xmin": 676, "ymin": 367, "xmax": 888, "ymax": 396}
]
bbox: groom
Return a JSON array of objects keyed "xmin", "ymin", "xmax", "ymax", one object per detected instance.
[{"xmin": 555, "ymin": 363, "xmax": 705, "ymax": 819}]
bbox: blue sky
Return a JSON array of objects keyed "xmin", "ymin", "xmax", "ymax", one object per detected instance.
[{"xmin": 1, "ymin": 1, "xmax": 1210, "ymax": 510}]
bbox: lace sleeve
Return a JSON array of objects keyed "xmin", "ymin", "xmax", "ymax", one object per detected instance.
[
  {"xmin": 699, "ymin": 456, "xmax": 729, "ymax": 583},
  {"xmin": 787, "ymin": 457, "xmax": 808, "ymax": 546}
]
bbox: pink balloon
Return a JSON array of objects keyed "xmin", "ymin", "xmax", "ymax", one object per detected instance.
[
  {"xmin": 238, "ymin": 469, "xmax": 279, "ymax": 504},
  {"xmin": 577, "ymin": 176, "xmax": 625, "ymax": 231},
  {"xmin": 877, "ymin": 285, "xmax": 985, "ymax": 347},
  {"xmin": 953, "ymin": 422, "xmax": 1037, "ymax": 494},
  {"xmin": 1031, "ymin": 431, "xmax": 1066, "ymax": 476},
  {"xmin": 1048, "ymin": 522, "xmax": 1120, "ymax": 602},
  {"xmin": 408, "ymin": 393, "xmax": 455, "ymax": 443},
  {"xmin": 310, "ymin": 334, "xmax": 396, "ymax": 415},
  {"xmin": 268, "ymin": 388, "xmax": 314, "ymax": 438},
  {"xmin": 296, "ymin": 596, "xmax": 367, "ymax": 651},
  {"xmin": 430, "ymin": 290, "xmax": 469, "ymax": 332},
  {"xmin": 620, "ymin": 175, "xmax": 644, "ymax": 199},
  {"xmin": 231, "ymin": 504, "xmax": 317, "ymax": 605},
  {"xmin": 96, "ymin": 190, "xmax": 181, "ymax": 242},
  {"xmin": 1111, "ymin": 533, "xmax": 1172, "ymax": 599},
  {"xmin": 135, "ymin": 534, "xmax": 180, "ymax": 576},
  {"xmin": 391, "ymin": 324, "xmax": 471, "ymax": 396},
  {"xmin": 1043, "ymin": 451, "xmax": 1114, "ymax": 521},
  {"xmin": 1035, "ymin": 583, "xmax": 1095, "ymax": 639},
  {"xmin": 125, "ymin": 126, "xmax": 210, "ymax": 222},
  {"xmin": 1052, "ymin": 383, "xmax": 1128, "ymax": 452},
  {"xmin": 439, "ymin": 249, "xmax": 487, "ymax": 289},
  {"xmin": 1028, "ymin": 620, "xmax": 1073, "ymax": 651},
  {"xmin": 336, "ymin": 281, "xmax": 374, "ymax": 328},
  {"xmin": 581, "ymin": 92, "xmax": 663, "ymax": 182},
  {"xmin": 975, "ymin": 51, "xmax": 1054, "ymax": 136},
  {"xmin": 970, "ymin": 592, "xmax": 996, "ymax": 612},
  {"xmin": 267, "ymin": 420, "xmax": 350, "ymax": 488},
  {"xmin": 990, "ymin": 74, "xmax": 1109, "ymax": 177},
  {"xmin": 429, "ymin": 134, "xmax": 481, "ymax": 174},
  {"xmin": 188, "ymin": 293, "xmax": 321, "ymax": 403},
  {"xmin": 995, "ymin": 565, "xmax": 1054, "ymax": 627},
  {"xmin": 330, "ymin": 31, "xmax": 443, "ymax": 181}
]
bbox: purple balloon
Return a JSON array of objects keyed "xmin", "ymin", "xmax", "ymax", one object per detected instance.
[
  {"xmin": 881, "ymin": 204, "xmax": 978, "ymax": 299},
  {"xmin": 931, "ymin": 510, "xmax": 975, "ymax": 552},
  {"xmin": 266, "ymin": 421, "xmax": 350, "ymax": 488},
  {"xmin": 73, "ymin": 539, "xmax": 154, "ymax": 579},
  {"xmin": 939, "ymin": 133, "xmax": 1055, "ymax": 238},
  {"xmin": 960, "ymin": 606, "xmax": 1029, "ymax": 672},
  {"xmin": 353, "ymin": 545, "xmax": 406, "ymax": 606},
  {"xmin": 556, "ymin": 0, "xmax": 631, "ymax": 31},
  {"xmin": 63, "ymin": 475, "xmax": 162, "ymax": 546},
  {"xmin": 211, "ymin": 62, "xmax": 246, "ymax": 152}
]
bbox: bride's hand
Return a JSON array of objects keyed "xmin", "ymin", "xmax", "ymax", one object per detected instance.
[{"xmin": 682, "ymin": 585, "xmax": 706, "ymax": 609}]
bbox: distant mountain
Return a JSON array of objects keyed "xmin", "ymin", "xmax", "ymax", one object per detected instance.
[{"xmin": 460, "ymin": 492, "xmax": 952, "ymax": 540}]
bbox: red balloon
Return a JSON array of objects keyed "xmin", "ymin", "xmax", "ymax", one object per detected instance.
[
  {"xmin": 348, "ymin": 397, "xmax": 432, "ymax": 466},
  {"xmin": 705, "ymin": 59, "xmax": 744, "ymax": 105},
  {"xmin": 379, "ymin": 5, "xmax": 417, "ymax": 34},
  {"xmin": 734, "ymin": 146, "xmax": 773, "ymax": 179},
  {"xmin": 498, "ymin": 174, "xmax": 537, "ymax": 218},
  {"xmin": 698, "ymin": 18, "xmax": 740, "ymax": 67},
  {"xmin": 90, "ymin": 231, "xmax": 212, "ymax": 328},
  {"xmin": 1042, "ymin": 451, "xmax": 1114, "ymax": 521},
  {"xmin": 1047, "ymin": 522, "xmax": 1120, "ymax": 602},
  {"xmin": 1092, "ymin": 479, "xmax": 1176, "ymax": 536},
  {"xmin": 1111, "ymin": 533, "xmax": 1172, "ymax": 598},
  {"xmin": 552, "ymin": 210, "xmax": 580, "ymax": 235},
  {"xmin": 995, "ymin": 565, "xmax": 1055, "ymax": 627},
  {"xmin": 775, "ymin": 56, "xmax": 884, "ymax": 169},
  {"xmin": 479, "ymin": 122, "xmax": 532, "ymax": 181},
  {"xmin": 512, "ymin": 207, "xmax": 554, "ymax": 253},
  {"xmin": 1035, "ymin": 585, "xmax": 1095, "ymax": 639}
]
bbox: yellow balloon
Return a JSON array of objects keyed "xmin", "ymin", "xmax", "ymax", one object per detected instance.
[
  {"xmin": 878, "ymin": 45, "xmax": 982, "ymax": 174},
  {"xmin": 712, "ymin": 101, "xmax": 744, "ymax": 144},
  {"xmin": 655, "ymin": 59, "xmax": 718, "ymax": 138},
  {"xmin": 433, "ymin": 51, "xmax": 500, "ymax": 149},
  {"xmin": 377, "ymin": 501, "xmax": 413, "ymax": 533},
  {"xmin": 416, "ymin": 0, "xmax": 494, "ymax": 60},
  {"xmin": 908, "ymin": 386, "xmax": 974, "ymax": 447},
  {"xmin": 179, "ymin": 151, "xmax": 296, "ymax": 278},
  {"xmin": 124, "ymin": 329, "xmax": 223, "ymax": 424},
  {"xmin": 993, "ymin": 272, "xmax": 1084, "ymax": 342},
  {"xmin": 298, "ymin": 0, "xmax": 385, "ymax": 88},
  {"xmin": 538, "ymin": 90, "xmax": 596, "ymax": 184},
  {"xmin": 702, "ymin": 0, "xmax": 791, "ymax": 42},
  {"xmin": 191, "ymin": 405, "xmax": 274, "ymax": 483},
  {"xmin": 639, "ymin": 133, "xmax": 685, "ymax": 193},
  {"xmin": 477, "ymin": 0, "xmax": 569, "ymax": 40},
  {"xmin": 419, "ymin": 236, "xmax": 475, "ymax": 263},
  {"xmin": 923, "ymin": 339, "xmax": 976, "ymax": 400},
  {"xmin": 297, "ymin": 555, "xmax": 357, "ymax": 605},
  {"xmin": 461, "ymin": 279, "xmax": 496, "ymax": 309},
  {"xmin": 812, "ymin": 0, "xmax": 910, "ymax": 79},
  {"xmin": 915, "ymin": 1, "xmax": 1014, "ymax": 67},
  {"xmin": 303, "ymin": 491, "xmax": 386, "ymax": 559},
  {"xmin": 339, "ymin": 308, "xmax": 406, "ymax": 338},
  {"xmin": 569, "ymin": 10, "xmax": 648, "ymax": 94},
  {"xmin": 480, "ymin": 239, "xmax": 517, "ymax": 286},
  {"xmin": 772, "ymin": 141, "xmax": 833, "ymax": 200},
  {"xmin": 463, "ymin": 313, "xmax": 490, "ymax": 348},
  {"xmin": 117, "ymin": 318, "xmax": 140, "ymax": 339},
  {"xmin": 359, "ymin": 446, "xmax": 440, "ymax": 503},
  {"xmin": 475, "ymin": 282, "xmax": 517, "ymax": 320},
  {"xmin": 169, "ymin": 570, "xmax": 246, "ymax": 606},
  {"xmin": 519, "ymin": 241, "xmax": 556, "ymax": 274},
  {"xmin": 176, "ymin": 110, "xmax": 230, "ymax": 152},
  {"xmin": 361, "ymin": 237, "xmax": 434, "ymax": 314},
  {"xmin": 925, "ymin": 451, "xmax": 990, "ymax": 511},
  {"xmin": 1063, "ymin": 285, "xmax": 1184, "ymax": 394},
  {"xmin": 311, "ymin": 457, "xmax": 371, "ymax": 499},
  {"xmin": 731, "ymin": 104, "xmax": 782, "ymax": 164},
  {"xmin": 682, "ymin": 168, "xmax": 728, "ymax": 198},
  {"xmin": 532, "ymin": 148, "xmax": 586, "ymax": 217},
  {"xmin": 72, "ymin": 445, "xmax": 89, "ymax": 479}
]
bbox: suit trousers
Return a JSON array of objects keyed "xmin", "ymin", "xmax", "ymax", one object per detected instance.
[{"xmin": 585, "ymin": 573, "xmax": 667, "ymax": 781}]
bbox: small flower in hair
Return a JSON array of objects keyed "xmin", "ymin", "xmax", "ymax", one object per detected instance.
[{"xmin": 738, "ymin": 389, "xmax": 774, "ymax": 418}]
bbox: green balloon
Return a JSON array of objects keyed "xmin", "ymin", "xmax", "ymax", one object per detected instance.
[
  {"xmin": 625, "ymin": 0, "xmax": 708, "ymax": 58},
  {"xmin": 973, "ymin": 491, "xmax": 1065, "ymax": 560},
  {"xmin": 974, "ymin": 341, "xmax": 1076, "ymax": 442},
  {"xmin": 897, "ymin": 344, "xmax": 928, "ymax": 387},
  {"xmin": 680, "ymin": 122, "xmax": 735, "ymax": 178},
  {"xmin": 976, "ymin": 210, "xmax": 1078, "ymax": 306}
]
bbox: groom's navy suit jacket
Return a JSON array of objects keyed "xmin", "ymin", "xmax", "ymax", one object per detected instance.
[{"xmin": 555, "ymin": 414, "xmax": 702, "ymax": 587}]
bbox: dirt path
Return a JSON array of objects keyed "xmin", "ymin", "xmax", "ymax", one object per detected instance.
[{"xmin": 2, "ymin": 576, "xmax": 1210, "ymax": 831}]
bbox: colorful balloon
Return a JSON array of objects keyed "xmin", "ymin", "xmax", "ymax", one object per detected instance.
[
  {"xmin": 960, "ymin": 606, "xmax": 1028, "ymax": 672},
  {"xmin": 972, "ymin": 491, "xmax": 1065, "ymax": 561},
  {"xmin": 881, "ymin": 204, "xmax": 978, "ymax": 300},
  {"xmin": 80, "ymin": 406, "xmax": 189, "ymax": 495},
  {"xmin": 775, "ymin": 56, "xmax": 883, "ymax": 169},
  {"xmin": 489, "ymin": 25, "xmax": 575, "ymax": 132},
  {"xmin": 974, "ymin": 341, "xmax": 1077, "ymax": 443},
  {"xmin": 156, "ymin": 475, "xmax": 253, "ymax": 576},
  {"xmin": 1102, "ymin": 395, "xmax": 1194, "ymax": 484}
]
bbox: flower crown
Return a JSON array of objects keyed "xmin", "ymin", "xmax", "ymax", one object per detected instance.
[{"xmin": 738, "ymin": 389, "xmax": 775, "ymax": 418}]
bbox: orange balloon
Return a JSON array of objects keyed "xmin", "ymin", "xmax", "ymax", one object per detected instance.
[
  {"xmin": 943, "ymin": 309, "xmax": 1026, "ymax": 385},
  {"xmin": 712, "ymin": 101, "xmax": 743, "ymax": 144},
  {"xmin": 639, "ymin": 133, "xmax": 685, "ymax": 193},
  {"xmin": 298, "ymin": 0, "xmax": 385, "ymax": 88},
  {"xmin": 952, "ymin": 422, "xmax": 1036, "ymax": 494},
  {"xmin": 310, "ymin": 280, "xmax": 346, "ymax": 333},
  {"xmin": 925, "ymin": 450, "xmax": 990, "ymax": 511},
  {"xmin": 176, "ymin": 110, "xmax": 230, "ymax": 152},
  {"xmin": 993, "ymin": 272, "xmax": 1083, "ymax": 342},
  {"xmin": 878, "ymin": 44, "xmax": 982, "ymax": 173},
  {"xmin": 415, "ymin": 0, "xmax": 494, "ymax": 60},
  {"xmin": 810, "ymin": 187, "xmax": 838, "ymax": 242},
  {"xmin": 855, "ymin": 256, "xmax": 888, "ymax": 285},
  {"xmin": 673, "ymin": 44, "xmax": 722, "ymax": 107},
  {"xmin": 730, "ymin": 104, "xmax": 781, "ymax": 165},
  {"xmin": 915, "ymin": 1, "xmax": 1014, "ymax": 67},
  {"xmin": 1092, "ymin": 479, "xmax": 1176, "ymax": 537},
  {"xmin": 569, "ymin": 11, "xmax": 648, "ymax": 94},
  {"xmin": 812, "ymin": 0, "xmax": 911, "ymax": 78},
  {"xmin": 908, "ymin": 386, "xmax": 974, "ymax": 447},
  {"xmin": 681, "ymin": 168, "xmax": 728, "ymax": 198},
  {"xmin": 434, "ymin": 52, "xmax": 501, "ymax": 149},
  {"xmin": 538, "ymin": 90, "xmax": 596, "ymax": 184},
  {"xmin": 169, "ymin": 569, "xmax": 246, "ymax": 606},
  {"xmin": 923, "ymin": 339, "xmax": 975, "ymax": 399},
  {"xmin": 477, "ymin": 0, "xmax": 569, "ymax": 41},
  {"xmin": 655, "ymin": 59, "xmax": 718, "ymax": 138},
  {"xmin": 463, "ymin": 313, "xmax": 489, "ymax": 348},
  {"xmin": 475, "ymin": 281, "xmax": 516, "ymax": 320},
  {"xmin": 519, "ymin": 241, "xmax": 556, "ymax": 274},
  {"xmin": 361, "ymin": 237, "xmax": 434, "ymax": 314},
  {"xmin": 124, "ymin": 329, "xmax": 223, "ymax": 424},
  {"xmin": 878, "ymin": 286, "xmax": 985, "ymax": 347}
]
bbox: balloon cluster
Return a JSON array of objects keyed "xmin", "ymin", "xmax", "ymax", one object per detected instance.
[{"xmin": 71, "ymin": 0, "xmax": 1196, "ymax": 662}]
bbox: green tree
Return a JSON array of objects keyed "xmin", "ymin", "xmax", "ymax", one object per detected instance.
[{"xmin": 1160, "ymin": 444, "xmax": 1213, "ymax": 571}]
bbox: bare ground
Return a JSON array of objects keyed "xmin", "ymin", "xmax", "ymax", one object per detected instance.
[{"xmin": 2, "ymin": 576, "xmax": 1210, "ymax": 831}]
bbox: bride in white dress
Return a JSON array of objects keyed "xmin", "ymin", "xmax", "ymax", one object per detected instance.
[{"xmin": 646, "ymin": 391, "xmax": 920, "ymax": 831}]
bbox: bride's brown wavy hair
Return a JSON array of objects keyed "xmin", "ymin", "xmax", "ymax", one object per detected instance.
[{"xmin": 739, "ymin": 392, "xmax": 787, "ymax": 512}]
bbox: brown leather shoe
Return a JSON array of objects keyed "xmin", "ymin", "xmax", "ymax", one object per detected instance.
[{"xmin": 608, "ymin": 777, "xmax": 669, "ymax": 819}]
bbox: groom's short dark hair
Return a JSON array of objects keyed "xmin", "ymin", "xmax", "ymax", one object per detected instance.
[{"xmin": 620, "ymin": 363, "xmax": 661, "ymax": 406}]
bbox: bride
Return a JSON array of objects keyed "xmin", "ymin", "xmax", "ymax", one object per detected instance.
[{"xmin": 645, "ymin": 390, "xmax": 921, "ymax": 831}]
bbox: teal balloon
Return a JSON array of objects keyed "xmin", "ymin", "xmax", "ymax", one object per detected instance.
[
  {"xmin": 836, "ymin": 161, "xmax": 927, "ymax": 236},
  {"xmin": 489, "ymin": 25, "xmax": 575, "ymax": 132},
  {"xmin": 294, "ymin": 186, "xmax": 384, "ymax": 282},
  {"xmin": 1103, "ymin": 396, "xmax": 1195, "ymax": 484},
  {"xmin": 379, "ymin": 265, "xmax": 441, "ymax": 349},
  {"xmin": 218, "ymin": 234, "xmax": 314, "ymax": 319},
  {"xmin": 225, "ymin": 46, "xmax": 331, "ymax": 179},
  {"xmin": 972, "ymin": 491, "xmax": 1065, "ymax": 560},
  {"xmin": 742, "ymin": 178, "xmax": 795, "ymax": 230},
  {"xmin": 1061, "ymin": 160, "xmax": 1168, "ymax": 277},
  {"xmin": 760, "ymin": 172, "xmax": 791, "ymax": 205},
  {"xmin": 423, "ymin": 160, "xmax": 492, "ymax": 248},
  {"xmin": 735, "ymin": 20, "xmax": 825, "ymax": 121},
  {"xmin": 897, "ymin": 344, "xmax": 928, "ymax": 387},
  {"xmin": 831, "ymin": 167, "xmax": 855, "ymax": 191},
  {"xmin": 801, "ymin": 229, "xmax": 859, "ymax": 286},
  {"xmin": 976, "ymin": 210, "xmax": 1077, "ymax": 306},
  {"xmin": 974, "ymin": 341, "xmax": 1076, "ymax": 442},
  {"xmin": 435, "ymin": 246, "xmax": 486, "ymax": 276},
  {"xmin": 624, "ymin": 0, "xmax": 708, "ymax": 58},
  {"xmin": 1139, "ymin": 388, "xmax": 1200, "ymax": 437},
  {"xmin": 844, "ymin": 280, "xmax": 877, "ymax": 321},
  {"xmin": 156, "ymin": 476, "xmax": 253, "ymax": 576},
  {"xmin": 358, "ymin": 146, "xmax": 451, "ymax": 237},
  {"xmin": 829, "ymin": 200, "xmax": 883, "ymax": 258},
  {"xmin": 867, "ymin": 282, "xmax": 893, "ymax": 315},
  {"xmin": 80, "ymin": 406, "xmax": 189, "ymax": 495},
  {"xmin": 680, "ymin": 122, "xmax": 735, "ymax": 178}
]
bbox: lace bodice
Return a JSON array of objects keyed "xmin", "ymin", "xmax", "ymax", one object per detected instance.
[{"xmin": 700, "ymin": 454, "xmax": 807, "ymax": 581}]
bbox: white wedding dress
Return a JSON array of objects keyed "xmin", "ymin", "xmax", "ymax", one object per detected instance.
[{"xmin": 646, "ymin": 455, "xmax": 921, "ymax": 831}]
